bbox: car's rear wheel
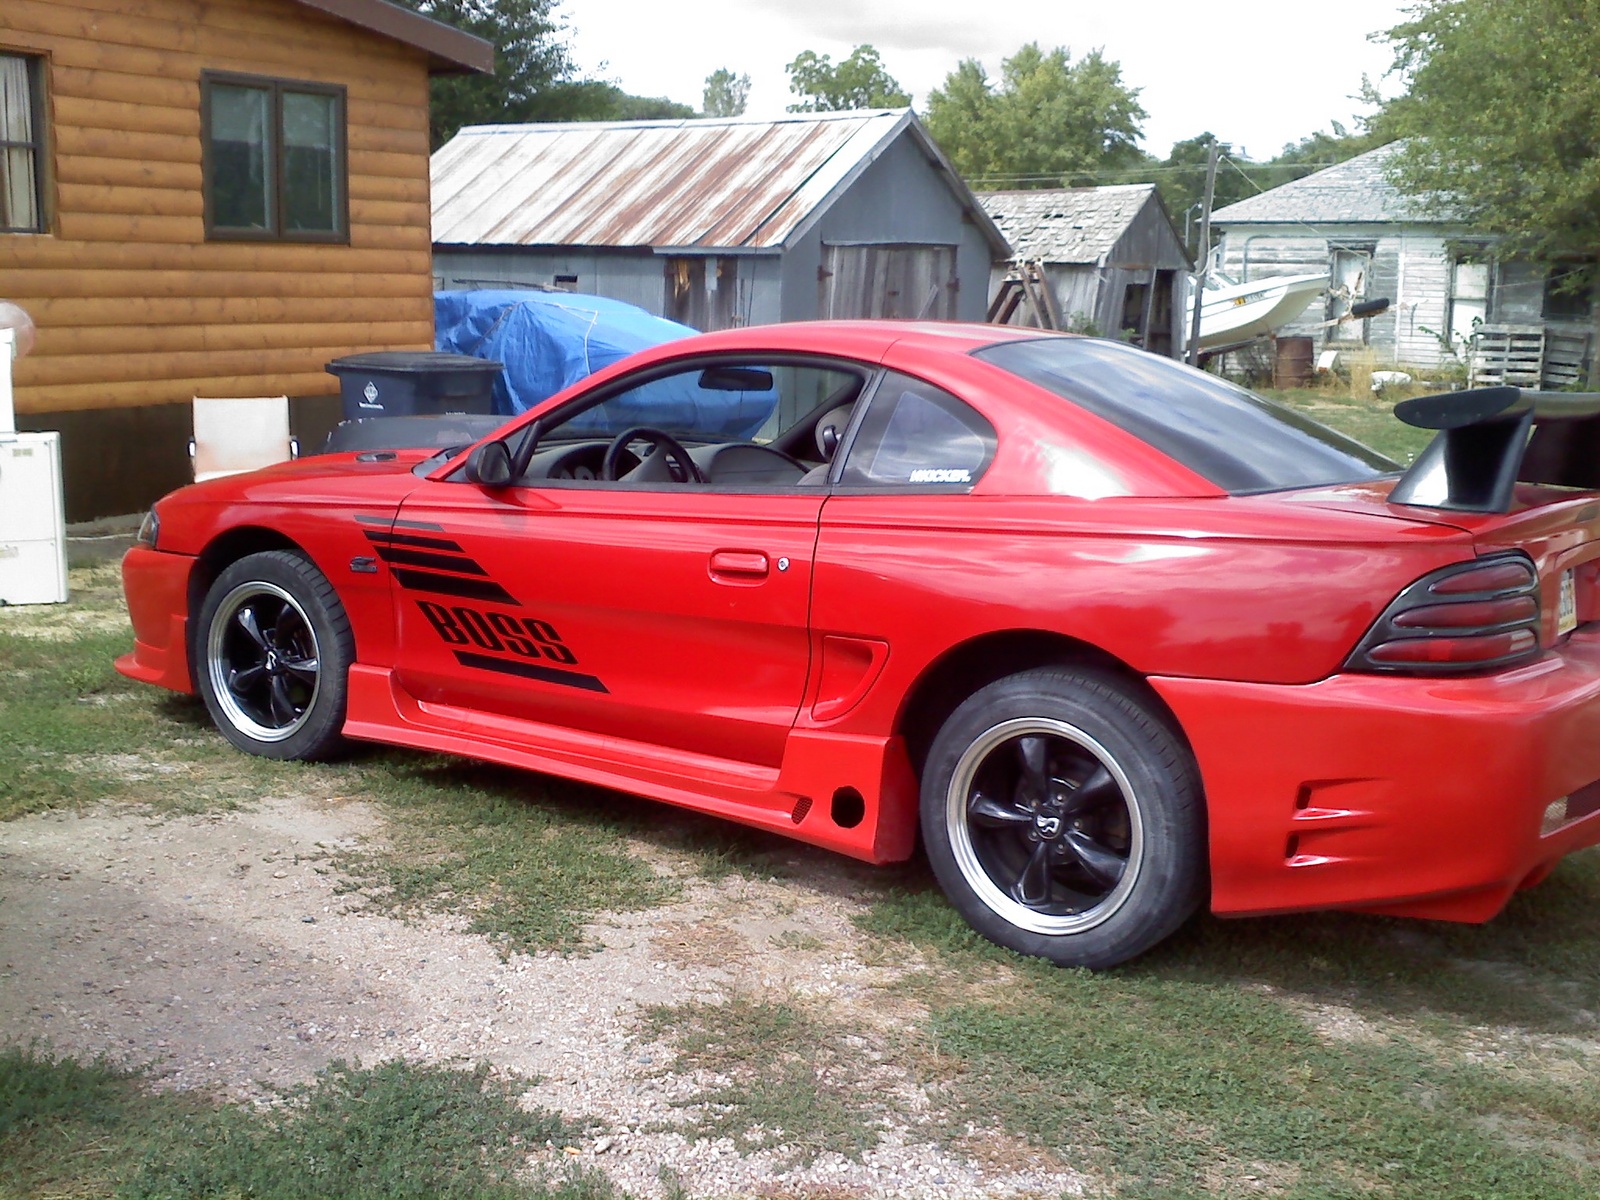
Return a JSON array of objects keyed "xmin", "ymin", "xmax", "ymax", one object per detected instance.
[
  {"xmin": 920, "ymin": 666, "xmax": 1204, "ymax": 968},
  {"xmin": 195, "ymin": 550, "xmax": 352, "ymax": 761}
]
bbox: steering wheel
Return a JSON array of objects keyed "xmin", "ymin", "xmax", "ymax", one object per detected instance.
[{"xmin": 600, "ymin": 426, "xmax": 707, "ymax": 483}]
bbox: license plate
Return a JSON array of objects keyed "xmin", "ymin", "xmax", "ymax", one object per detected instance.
[{"xmin": 1559, "ymin": 569, "xmax": 1578, "ymax": 637}]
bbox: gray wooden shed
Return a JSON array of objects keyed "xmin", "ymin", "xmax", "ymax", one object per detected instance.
[
  {"xmin": 1211, "ymin": 141, "xmax": 1597, "ymax": 378},
  {"xmin": 979, "ymin": 186, "xmax": 1192, "ymax": 357},
  {"xmin": 430, "ymin": 110, "xmax": 1010, "ymax": 328}
]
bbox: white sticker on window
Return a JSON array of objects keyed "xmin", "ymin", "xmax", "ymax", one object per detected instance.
[{"xmin": 908, "ymin": 468, "xmax": 972, "ymax": 484}]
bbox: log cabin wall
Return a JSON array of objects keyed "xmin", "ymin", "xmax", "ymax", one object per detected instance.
[{"xmin": 0, "ymin": 0, "xmax": 437, "ymax": 520}]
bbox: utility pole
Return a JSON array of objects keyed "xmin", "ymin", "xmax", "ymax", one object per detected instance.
[{"xmin": 1186, "ymin": 138, "xmax": 1220, "ymax": 367}]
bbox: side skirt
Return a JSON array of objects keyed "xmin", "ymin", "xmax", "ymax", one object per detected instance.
[{"xmin": 342, "ymin": 664, "xmax": 918, "ymax": 864}]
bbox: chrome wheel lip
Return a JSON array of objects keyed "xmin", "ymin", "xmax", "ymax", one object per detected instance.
[
  {"xmin": 945, "ymin": 716, "xmax": 1145, "ymax": 937},
  {"xmin": 206, "ymin": 580, "xmax": 320, "ymax": 744}
]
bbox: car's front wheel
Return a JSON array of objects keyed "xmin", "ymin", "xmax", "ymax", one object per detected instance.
[
  {"xmin": 195, "ymin": 550, "xmax": 353, "ymax": 761},
  {"xmin": 920, "ymin": 666, "xmax": 1205, "ymax": 968}
]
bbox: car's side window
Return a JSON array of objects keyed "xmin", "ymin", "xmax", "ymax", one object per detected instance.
[
  {"xmin": 836, "ymin": 371, "xmax": 996, "ymax": 489},
  {"xmin": 507, "ymin": 357, "xmax": 869, "ymax": 490}
]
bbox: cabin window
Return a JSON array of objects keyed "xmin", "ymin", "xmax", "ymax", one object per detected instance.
[
  {"xmin": 0, "ymin": 52, "xmax": 47, "ymax": 235},
  {"xmin": 202, "ymin": 73, "xmax": 346, "ymax": 242}
]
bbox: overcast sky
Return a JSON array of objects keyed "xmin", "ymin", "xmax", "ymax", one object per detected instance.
[{"xmin": 562, "ymin": 0, "xmax": 1410, "ymax": 161}]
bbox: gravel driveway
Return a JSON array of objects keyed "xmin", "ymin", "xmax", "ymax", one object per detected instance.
[{"xmin": 0, "ymin": 794, "xmax": 1088, "ymax": 1198}]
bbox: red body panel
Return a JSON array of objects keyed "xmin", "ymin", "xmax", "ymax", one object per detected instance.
[{"xmin": 115, "ymin": 321, "xmax": 1600, "ymax": 921}]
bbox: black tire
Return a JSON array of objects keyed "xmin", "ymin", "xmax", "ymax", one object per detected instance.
[
  {"xmin": 919, "ymin": 666, "xmax": 1204, "ymax": 969},
  {"xmin": 194, "ymin": 549, "xmax": 353, "ymax": 761}
]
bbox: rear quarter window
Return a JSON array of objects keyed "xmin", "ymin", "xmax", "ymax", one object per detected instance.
[
  {"xmin": 975, "ymin": 336, "xmax": 1398, "ymax": 493},
  {"xmin": 838, "ymin": 372, "xmax": 996, "ymax": 488}
]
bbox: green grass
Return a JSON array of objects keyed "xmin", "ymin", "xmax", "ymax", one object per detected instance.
[
  {"xmin": 0, "ymin": 1046, "xmax": 603, "ymax": 1200},
  {"xmin": 640, "ymin": 998, "xmax": 892, "ymax": 1165},
  {"xmin": 860, "ymin": 855, "xmax": 1600, "ymax": 1198},
  {"xmin": 1261, "ymin": 385, "xmax": 1436, "ymax": 465}
]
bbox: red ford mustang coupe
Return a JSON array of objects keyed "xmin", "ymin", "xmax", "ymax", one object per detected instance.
[{"xmin": 117, "ymin": 321, "xmax": 1600, "ymax": 967}]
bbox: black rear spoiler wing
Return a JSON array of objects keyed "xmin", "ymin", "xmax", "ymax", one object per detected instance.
[{"xmin": 1388, "ymin": 386, "xmax": 1600, "ymax": 513}]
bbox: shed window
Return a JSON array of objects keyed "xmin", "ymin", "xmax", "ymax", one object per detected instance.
[
  {"xmin": 0, "ymin": 52, "xmax": 46, "ymax": 235},
  {"xmin": 203, "ymin": 73, "xmax": 345, "ymax": 241}
]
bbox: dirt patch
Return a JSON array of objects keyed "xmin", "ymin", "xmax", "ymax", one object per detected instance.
[{"xmin": 0, "ymin": 796, "xmax": 1092, "ymax": 1198}]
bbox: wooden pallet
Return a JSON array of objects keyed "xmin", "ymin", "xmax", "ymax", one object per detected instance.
[
  {"xmin": 1469, "ymin": 325, "xmax": 1545, "ymax": 388},
  {"xmin": 1544, "ymin": 330, "xmax": 1591, "ymax": 388},
  {"xmin": 1469, "ymin": 324, "xmax": 1592, "ymax": 389}
]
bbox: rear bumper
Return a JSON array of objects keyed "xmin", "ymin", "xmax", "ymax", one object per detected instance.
[
  {"xmin": 1153, "ymin": 626, "xmax": 1600, "ymax": 921},
  {"xmin": 114, "ymin": 545, "xmax": 195, "ymax": 694}
]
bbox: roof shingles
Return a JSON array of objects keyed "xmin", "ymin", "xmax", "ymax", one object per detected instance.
[{"xmin": 1209, "ymin": 142, "xmax": 1444, "ymax": 225}]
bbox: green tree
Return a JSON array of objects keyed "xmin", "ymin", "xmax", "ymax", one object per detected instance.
[
  {"xmin": 924, "ymin": 44, "xmax": 1146, "ymax": 187},
  {"xmin": 1377, "ymin": 0, "xmax": 1600, "ymax": 376},
  {"xmin": 786, "ymin": 45, "xmax": 910, "ymax": 112},
  {"xmin": 395, "ymin": 0, "xmax": 589, "ymax": 147},
  {"xmin": 1377, "ymin": 0, "xmax": 1600, "ymax": 272},
  {"xmin": 703, "ymin": 68, "xmax": 751, "ymax": 117}
]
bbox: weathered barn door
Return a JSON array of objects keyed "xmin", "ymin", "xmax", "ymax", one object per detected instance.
[
  {"xmin": 665, "ymin": 257, "xmax": 742, "ymax": 330},
  {"xmin": 820, "ymin": 244, "xmax": 957, "ymax": 319}
]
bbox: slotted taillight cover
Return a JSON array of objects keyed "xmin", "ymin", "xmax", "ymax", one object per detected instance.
[{"xmin": 1344, "ymin": 552, "xmax": 1543, "ymax": 675}]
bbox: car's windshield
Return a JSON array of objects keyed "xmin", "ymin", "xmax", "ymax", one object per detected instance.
[{"xmin": 975, "ymin": 336, "xmax": 1399, "ymax": 493}]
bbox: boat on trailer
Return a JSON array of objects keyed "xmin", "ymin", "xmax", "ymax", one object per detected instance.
[{"xmin": 1191, "ymin": 271, "xmax": 1328, "ymax": 350}]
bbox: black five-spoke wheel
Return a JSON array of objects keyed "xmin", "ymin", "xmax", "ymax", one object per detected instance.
[
  {"xmin": 207, "ymin": 581, "xmax": 321, "ymax": 742},
  {"xmin": 921, "ymin": 667, "xmax": 1205, "ymax": 968},
  {"xmin": 950, "ymin": 717, "xmax": 1141, "ymax": 934},
  {"xmin": 196, "ymin": 550, "xmax": 353, "ymax": 761}
]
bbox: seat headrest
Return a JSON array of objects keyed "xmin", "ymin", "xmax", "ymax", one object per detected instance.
[{"xmin": 815, "ymin": 404, "xmax": 854, "ymax": 461}]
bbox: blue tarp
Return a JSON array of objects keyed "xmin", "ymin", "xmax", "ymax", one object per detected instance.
[{"xmin": 433, "ymin": 290, "xmax": 776, "ymax": 439}]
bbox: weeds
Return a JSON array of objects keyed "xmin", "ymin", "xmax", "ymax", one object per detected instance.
[
  {"xmin": 641, "ymin": 998, "xmax": 894, "ymax": 1165},
  {"xmin": 0, "ymin": 1046, "xmax": 584, "ymax": 1200}
]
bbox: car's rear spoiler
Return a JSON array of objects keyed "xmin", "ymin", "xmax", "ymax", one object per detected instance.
[{"xmin": 1388, "ymin": 386, "xmax": 1600, "ymax": 512}]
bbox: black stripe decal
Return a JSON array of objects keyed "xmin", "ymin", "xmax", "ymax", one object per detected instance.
[
  {"xmin": 355, "ymin": 515, "xmax": 446, "ymax": 531},
  {"xmin": 374, "ymin": 546, "xmax": 489, "ymax": 575},
  {"xmin": 392, "ymin": 569, "xmax": 519, "ymax": 605},
  {"xmin": 455, "ymin": 650, "xmax": 608, "ymax": 693},
  {"xmin": 364, "ymin": 529, "xmax": 465, "ymax": 552}
]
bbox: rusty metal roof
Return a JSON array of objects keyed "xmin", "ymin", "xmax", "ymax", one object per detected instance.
[{"xmin": 431, "ymin": 110, "xmax": 1009, "ymax": 254}]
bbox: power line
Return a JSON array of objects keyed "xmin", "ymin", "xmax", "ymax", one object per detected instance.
[{"xmin": 967, "ymin": 160, "xmax": 1351, "ymax": 187}]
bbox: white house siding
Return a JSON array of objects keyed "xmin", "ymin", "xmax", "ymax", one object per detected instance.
[
  {"xmin": 1217, "ymin": 225, "xmax": 1459, "ymax": 368},
  {"xmin": 1391, "ymin": 235, "xmax": 1452, "ymax": 365}
]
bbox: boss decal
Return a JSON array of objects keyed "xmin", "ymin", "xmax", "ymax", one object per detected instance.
[{"xmin": 415, "ymin": 601, "xmax": 608, "ymax": 694}]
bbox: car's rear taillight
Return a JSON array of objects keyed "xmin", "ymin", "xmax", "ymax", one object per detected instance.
[{"xmin": 1344, "ymin": 552, "xmax": 1542, "ymax": 675}]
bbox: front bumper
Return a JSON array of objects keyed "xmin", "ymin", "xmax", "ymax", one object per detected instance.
[
  {"xmin": 114, "ymin": 545, "xmax": 195, "ymax": 694},
  {"xmin": 1153, "ymin": 626, "xmax": 1600, "ymax": 921}
]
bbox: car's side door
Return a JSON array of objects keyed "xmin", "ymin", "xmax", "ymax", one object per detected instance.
[
  {"xmin": 808, "ymin": 369, "xmax": 1001, "ymax": 725},
  {"xmin": 387, "ymin": 356, "xmax": 867, "ymax": 771}
]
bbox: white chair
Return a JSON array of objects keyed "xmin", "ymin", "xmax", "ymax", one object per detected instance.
[{"xmin": 189, "ymin": 396, "xmax": 298, "ymax": 482}]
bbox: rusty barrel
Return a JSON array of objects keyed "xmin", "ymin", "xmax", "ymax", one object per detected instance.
[{"xmin": 1273, "ymin": 336, "xmax": 1316, "ymax": 388}]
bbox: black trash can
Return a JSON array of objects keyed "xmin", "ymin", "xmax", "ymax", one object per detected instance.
[{"xmin": 325, "ymin": 351, "xmax": 503, "ymax": 420}]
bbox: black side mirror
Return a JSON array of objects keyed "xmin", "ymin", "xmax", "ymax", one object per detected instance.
[{"xmin": 463, "ymin": 440, "xmax": 514, "ymax": 488}]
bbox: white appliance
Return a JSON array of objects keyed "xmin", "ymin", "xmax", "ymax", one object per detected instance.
[{"xmin": 0, "ymin": 324, "xmax": 68, "ymax": 606}]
